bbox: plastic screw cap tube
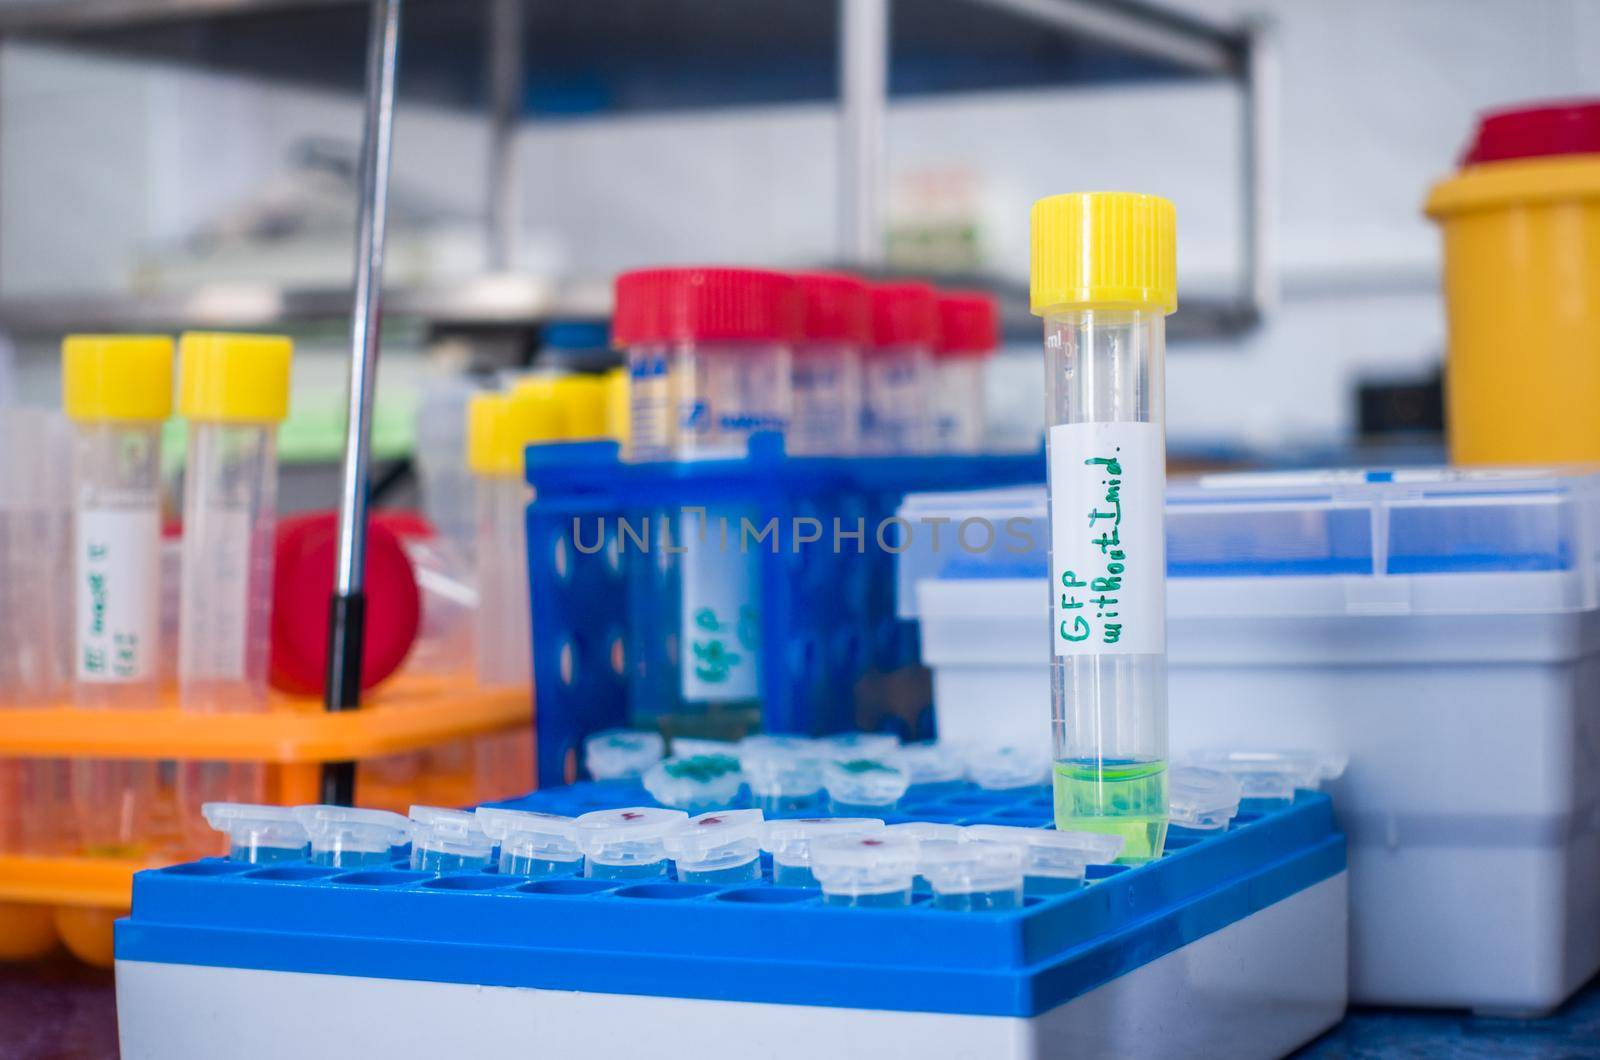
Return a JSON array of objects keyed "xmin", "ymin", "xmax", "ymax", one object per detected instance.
[
  {"xmin": 964, "ymin": 824, "xmax": 1124, "ymax": 895},
  {"xmin": 61, "ymin": 335, "xmax": 174, "ymax": 858},
  {"xmin": 1181, "ymin": 751, "xmax": 1349, "ymax": 803},
  {"xmin": 930, "ymin": 291, "xmax": 999, "ymax": 454},
  {"xmin": 293, "ymin": 805, "xmax": 410, "ymax": 869},
  {"xmin": 861, "ymin": 282, "xmax": 938, "ymax": 454},
  {"xmin": 574, "ymin": 806, "xmax": 689, "ymax": 880},
  {"xmin": 466, "ymin": 391, "xmax": 540, "ymax": 689},
  {"xmin": 201, "ymin": 803, "xmax": 309, "ymax": 864},
  {"xmin": 1032, "ymin": 191, "xmax": 1177, "ymax": 861},
  {"xmin": 790, "ymin": 272, "xmax": 870, "ymax": 455},
  {"xmin": 919, "ymin": 840, "xmax": 1025, "ymax": 912},
  {"xmin": 408, "ymin": 806, "xmax": 495, "ymax": 873},
  {"xmin": 662, "ymin": 808, "xmax": 766, "ymax": 884},
  {"xmin": 584, "ymin": 729, "xmax": 666, "ymax": 780},
  {"xmin": 1167, "ymin": 766, "xmax": 1244, "ymax": 831},
  {"xmin": 964, "ymin": 745, "xmax": 1051, "ymax": 791},
  {"xmin": 642, "ymin": 755, "xmax": 744, "ymax": 813},
  {"xmin": 810, "ymin": 833, "xmax": 919, "ymax": 908},
  {"xmin": 474, "ymin": 807, "xmax": 582, "ymax": 878},
  {"xmin": 760, "ymin": 817, "xmax": 885, "ymax": 888}
]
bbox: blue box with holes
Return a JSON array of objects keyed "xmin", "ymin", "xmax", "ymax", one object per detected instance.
[
  {"xmin": 115, "ymin": 787, "xmax": 1347, "ymax": 1059},
  {"xmin": 523, "ymin": 435, "xmax": 1040, "ymax": 784}
]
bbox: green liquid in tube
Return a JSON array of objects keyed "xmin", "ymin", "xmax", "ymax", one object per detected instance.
[{"xmin": 1053, "ymin": 759, "xmax": 1168, "ymax": 862}]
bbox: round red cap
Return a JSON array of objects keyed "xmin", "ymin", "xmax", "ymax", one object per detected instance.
[
  {"xmin": 795, "ymin": 272, "xmax": 870, "ymax": 345},
  {"xmin": 612, "ymin": 267, "xmax": 799, "ymax": 346},
  {"xmin": 269, "ymin": 512, "xmax": 421, "ymax": 696},
  {"xmin": 1462, "ymin": 99, "xmax": 1600, "ymax": 166},
  {"xmin": 936, "ymin": 291, "xmax": 999, "ymax": 357},
  {"xmin": 869, "ymin": 281, "xmax": 939, "ymax": 350}
]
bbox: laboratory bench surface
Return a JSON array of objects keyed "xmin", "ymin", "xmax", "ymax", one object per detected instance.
[{"xmin": 1, "ymin": 959, "xmax": 1597, "ymax": 1059}]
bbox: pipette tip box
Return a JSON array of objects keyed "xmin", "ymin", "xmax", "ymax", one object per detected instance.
[{"xmin": 116, "ymin": 787, "xmax": 1346, "ymax": 1059}]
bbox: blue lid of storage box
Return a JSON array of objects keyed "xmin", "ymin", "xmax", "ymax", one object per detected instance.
[
  {"xmin": 117, "ymin": 788, "xmax": 1343, "ymax": 1019},
  {"xmin": 896, "ymin": 468, "xmax": 1600, "ymax": 617}
]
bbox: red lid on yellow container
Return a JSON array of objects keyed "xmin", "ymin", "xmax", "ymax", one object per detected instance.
[{"xmin": 1462, "ymin": 100, "xmax": 1600, "ymax": 165}]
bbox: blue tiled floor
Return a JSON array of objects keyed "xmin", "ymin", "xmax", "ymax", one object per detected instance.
[{"xmin": 1294, "ymin": 972, "xmax": 1600, "ymax": 1058}]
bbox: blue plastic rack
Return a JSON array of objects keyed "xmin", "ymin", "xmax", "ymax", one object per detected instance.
[
  {"xmin": 523, "ymin": 434, "xmax": 1041, "ymax": 784},
  {"xmin": 117, "ymin": 787, "xmax": 1344, "ymax": 1019}
]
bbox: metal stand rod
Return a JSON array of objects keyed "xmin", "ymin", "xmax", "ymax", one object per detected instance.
[
  {"xmin": 486, "ymin": 0, "xmax": 523, "ymax": 272},
  {"xmin": 1240, "ymin": 17, "xmax": 1277, "ymax": 321},
  {"xmin": 323, "ymin": 0, "xmax": 402, "ymax": 806},
  {"xmin": 838, "ymin": 0, "xmax": 888, "ymax": 266}
]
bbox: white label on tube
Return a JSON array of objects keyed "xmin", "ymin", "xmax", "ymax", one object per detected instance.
[
  {"xmin": 75, "ymin": 508, "xmax": 160, "ymax": 682},
  {"xmin": 1047, "ymin": 422, "xmax": 1165, "ymax": 656},
  {"xmin": 679, "ymin": 506, "xmax": 759, "ymax": 702}
]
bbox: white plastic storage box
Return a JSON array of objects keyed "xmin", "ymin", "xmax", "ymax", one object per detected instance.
[
  {"xmin": 899, "ymin": 469, "xmax": 1600, "ymax": 1016},
  {"xmin": 116, "ymin": 784, "xmax": 1347, "ymax": 1059}
]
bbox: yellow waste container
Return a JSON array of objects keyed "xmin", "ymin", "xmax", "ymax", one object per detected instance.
[{"xmin": 1425, "ymin": 101, "xmax": 1600, "ymax": 465}]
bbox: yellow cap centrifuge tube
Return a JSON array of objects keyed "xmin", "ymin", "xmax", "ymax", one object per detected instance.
[{"xmin": 1030, "ymin": 192, "xmax": 1176, "ymax": 861}]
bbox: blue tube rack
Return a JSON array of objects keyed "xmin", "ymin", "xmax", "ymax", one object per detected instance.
[
  {"xmin": 117, "ymin": 788, "xmax": 1344, "ymax": 1019},
  {"xmin": 523, "ymin": 435, "xmax": 1041, "ymax": 785}
]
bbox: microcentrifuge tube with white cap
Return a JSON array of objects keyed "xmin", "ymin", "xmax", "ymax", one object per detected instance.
[
  {"xmin": 474, "ymin": 807, "xmax": 582, "ymax": 878},
  {"xmin": 897, "ymin": 742, "xmax": 965, "ymax": 795},
  {"xmin": 663, "ymin": 808, "xmax": 765, "ymax": 884},
  {"xmin": 760, "ymin": 817, "xmax": 884, "ymax": 888},
  {"xmin": 584, "ymin": 729, "xmax": 665, "ymax": 781},
  {"xmin": 574, "ymin": 806, "xmax": 688, "ymax": 880},
  {"xmin": 816, "ymin": 731, "xmax": 900, "ymax": 762},
  {"xmin": 1181, "ymin": 750, "xmax": 1348, "ymax": 806},
  {"xmin": 823, "ymin": 757, "xmax": 909, "ymax": 817},
  {"xmin": 810, "ymin": 833, "xmax": 918, "ymax": 908},
  {"xmin": 202, "ymin": 803, "xmax": 308, "ymax": 864},
  {"xmin": 1166, "ymin": 765, "xmax": 1244, "ymax": 831},
  {"xmin": 643, "ymin": 754, "xmax": 744, "ymax": 814},
  {"xmin": 919, "ymin": 840, "xmax": 1025, "ymax": 912},
  {"xmin": 1032, "ymin": 191, "xmax": 1177, "ymax": 860},
  {"xmin": 886, "ymin": 821, "xmax": 966, "ymax": 892},
  {"xmin": 62, "ymin": 335, "xmax": 173, "ymax": 858},
  {"xmin": 669, "ymin": 737, "xmax": 739, "ymax": 761},
  {"xmin": 739, "ymin": 737, "xmax": 824, "ymax": 815},
  {"xmin": 294, "ymin": 805, "xmax": 410, "ymax": 869},
  {"xmin": 176, "ymin": 333, "xmax": 293, "ymax": 829},
  {"xmin": 964, "ymin": 824, "xmax": 1124, "ymax": 896},
  {"xmin": 408, "ymin": 806, "xmax": 495, "ymax": 873},
  {"xmin": 964, "ymin": 745, "xmax": 1051, "ymax": 792}
]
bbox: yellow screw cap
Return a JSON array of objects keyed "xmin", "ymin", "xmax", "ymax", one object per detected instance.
[
  {"xmin": 556, "ymin": 375, "xmax": 608, "ymax": 440},
  {"xmin": 510, "ymin": 376, "xmax": 569, "ymax": 446},
  {"xmin": 466, "ymin": 392, "xmax": 515, "ymax": 475},
  {"xmin": 1030, "ymin": 191, "xmax": 1177, "ymax": 315},
  {"xmin": 603, "ymin": 367, "xmax": 630, "ymax": 446},
  {"xmin": 177, "ymin": 332, "xmax": 293, "ymax": 423},
  {"xmin": 61, "ymin": 335, "xmax": 175, "ymax": 423}
]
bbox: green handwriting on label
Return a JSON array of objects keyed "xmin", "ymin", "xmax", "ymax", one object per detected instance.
[{"xmin": 1059, "ymin": 451, "xmax": 1128, "ymax": 647}]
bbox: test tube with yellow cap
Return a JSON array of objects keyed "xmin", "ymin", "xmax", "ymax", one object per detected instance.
[
  {"xmin": 1030, "ymin": 192, "xmax": 1175, "ymax": 860},
  {"xmin": 62, "ymin": 334, "xmax": 173, "ymax": 856},
  {"xmin": 175, "ymin": 333, "xmax": 292, "ymax": 820}
]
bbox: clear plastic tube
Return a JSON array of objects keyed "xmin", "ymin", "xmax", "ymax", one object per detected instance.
[
  {"xmin": 71, "ymin": 419, "xmax": 164, "ymax": 856},
  {"xmin": 1044, "ymin": 307, "xmax": 1168, "ymax": 860},
  {"xmin": 928, "ymin": 357, "xmax": 987, "ymax": 453},
  {"xmin": 474, "ymin": 474, "xmax": 530, "ymax": 687},
  {"xmin": 176, "ymin": 333, "xmax": 292, "ymax": 837},
  {"xmin": 859, "ymin": 345, "xmax": 929, "ymax": 455},
  {"xmin": 790, "ymin": 341, "xmax": 861, "ymax": 455}
]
